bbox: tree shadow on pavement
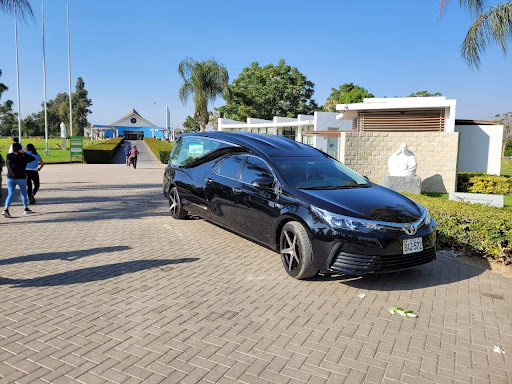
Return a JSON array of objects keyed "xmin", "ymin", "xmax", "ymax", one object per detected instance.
[
  {"xmin": 0, "ymin": 246, "xmax": 131, "ymax": 266},
  {"xmin": 0, "ymin": 258, "xmax": 199, "ymax": 287},
  {"xmin": 310, "ymin": 254, "xmax": 485, "ymax": 291}
]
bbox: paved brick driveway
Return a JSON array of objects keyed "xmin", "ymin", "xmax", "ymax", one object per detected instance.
[{"xmin": 0, "ymin": 154, "xmax": 511, "ymax": 383}]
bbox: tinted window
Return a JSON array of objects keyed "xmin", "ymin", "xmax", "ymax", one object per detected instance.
[
  {"xmin": 170, "ymin": 137, "xmax": 226, "ymax": 167},
  {"xmin": 217, "ymin": 156, "xmax": 244, "ymax": 179},
  {"xmin": 240, "ymin": 156, "xmax": 273, "ymax": 185},
  {"xmin": 272, "ymin": 156, "xmax": 368, "ymax": 189}
]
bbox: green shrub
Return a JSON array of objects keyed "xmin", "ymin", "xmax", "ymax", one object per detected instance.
[
  {"xmin": 458, "ymin": 172, "xmax": 511, "ymax": 195},
  {"xmin": 404, "ymin": 193, "xmax": 512, "ymax": 264},
  {"xmin": 159, "ymin": 151, "xmax": 171, "ymax": 164},
  {"xmin": 83, "ymin": 137, "xmax": 124, "ymax": 164},
  {"xmin": 144, "ymin": 138, "xmax": 175, "ymax": 164}
]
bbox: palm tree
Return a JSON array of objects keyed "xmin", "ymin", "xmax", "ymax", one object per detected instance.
[
  {"xmin": 0, "ymin": 0, "xmax": 33, "ymax": 19},
  {"xmin": 441, "ymin": 0, "xmax": 512, "ymax": 68},
  {"xmin": 178, "ymin": 58, "xmax": 230, "ymax": 132}
]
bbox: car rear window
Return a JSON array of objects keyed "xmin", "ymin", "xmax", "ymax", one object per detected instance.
[{"xmin": 169, "ymin": 137, "xmax": 237, "ymax": 168}]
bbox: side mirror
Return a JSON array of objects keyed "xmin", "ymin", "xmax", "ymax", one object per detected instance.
[{"xmin": 252, "ymin": 177, "xmax": 274, "ymax": 189}]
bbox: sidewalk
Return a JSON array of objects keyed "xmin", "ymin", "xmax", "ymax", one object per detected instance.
[
  {"xmin": 111, "ymin": 139, "xmax": 161, "ymax": 166},
  {"xmin": 0, "ymin": 163, "xmax": 511, "ymax": 384}
]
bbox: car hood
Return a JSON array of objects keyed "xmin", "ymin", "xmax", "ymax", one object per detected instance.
[{"xmin": 300, "ymin": 185, "xmax": 422, "ymax": 223}]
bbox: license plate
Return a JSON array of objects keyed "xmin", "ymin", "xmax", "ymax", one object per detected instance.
[{"xmin": 403, "ymin": 237, "xmax": 423, "ymax": 254}]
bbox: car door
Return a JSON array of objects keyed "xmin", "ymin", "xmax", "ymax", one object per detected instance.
[
  {"xmin": 204, "ymin": 154, "xmax": 245, "ymax": 229},
  {"xmin": 236, "ymin": 155, "xmax": 282, "ymax": 246}
]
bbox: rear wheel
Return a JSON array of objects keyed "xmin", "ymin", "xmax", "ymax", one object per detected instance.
[
  {"xmin": 280, "ymin": 221, "xmax": 317, "ymax": 279},
  {"xmin": 169, "ymin": 187, "xmax": 187, "ymax": 219}
]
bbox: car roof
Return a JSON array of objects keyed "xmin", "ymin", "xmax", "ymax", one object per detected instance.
[{"xmin": 181, "ymin": 131, "xmax": 325, "ymax": 158}]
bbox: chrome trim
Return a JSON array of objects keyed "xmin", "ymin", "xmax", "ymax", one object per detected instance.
[{"xmin": 312, "ymin": 205, "xmax": 428, "ymax": 233}]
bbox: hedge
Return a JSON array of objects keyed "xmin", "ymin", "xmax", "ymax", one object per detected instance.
[
  {"xmin": 457, "ymin": 172, "xmax": 511, "ymax": 195},
  {"xmin": 144, "ymin": 138, "xmax": 175, "ymax": 164},
  {"xmin": 83, "ymin": 137, "xmax": 124, "ymax": 164},
  {"xmin": 404, "ymin": 193, "xmax": 512, "ymax": 264}
]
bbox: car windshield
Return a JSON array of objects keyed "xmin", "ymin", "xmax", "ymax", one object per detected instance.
[{"xmin": 271, "ymin": 157, "xmax": 369, "ymax": 189}]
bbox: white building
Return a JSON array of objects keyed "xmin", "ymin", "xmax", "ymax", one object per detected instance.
[
  {"xmin": 335, "ymin": 97, "xmax": 503, "ymax": 175},
  {"xmin": 218, "ymin": 112, "xmax": 352, "ymax": 159},
  {"xmin": 218, "ymin": 97, "xmax": 503, "ymax": 177}
]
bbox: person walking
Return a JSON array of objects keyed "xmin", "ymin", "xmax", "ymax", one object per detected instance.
[
  {"xmin": 128, "ymin": 146, "xmax": 139, "ymax": 169},
  {"xmin": 124, "ymin": 144, "xmax": 131, "ymax": 166},
  {"xmin": 2, "ymin": 143, "xmax": 35, "ymax": 217},
  {"xmin": 25, "ymin": 144, "xmax": 44, "ymax": 204}
]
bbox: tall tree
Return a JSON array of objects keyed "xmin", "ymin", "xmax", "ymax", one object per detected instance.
[
  {"xmin": 182, "ymin": 116, "xmax": 200, "ymax": 133},
  {"xmin": 218, "ymin": 60, "xmax": 318, "ymax": 121},
  {"xmin": 0, "ymin": 69, "xmax": 17, "ymax": 136},
  {"xmin": 408, "ymin": 90, "xmax": 443, "ymax": 97},
  {"xmin": 0, "ymin": 0, "xmax": 33, "ymax": 19},
  {"xmin": 323, "ymin": 83, "xmax": 374, "ymax": 112},
  {"xmin": 178, "ymin": 58, "xmax": 230, "ymax": 132},
  {"xmin": 441, "ymin": 0, "xmax": 512, "ymax": 68},
  {"xmin": 57, "ymin": 77, "xmax": 92, "ymax": 136}
]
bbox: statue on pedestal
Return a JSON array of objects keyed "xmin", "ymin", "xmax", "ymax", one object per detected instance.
[{"xmin": 388, "ymin": 143, "xmax": 417, "ymax": 177}]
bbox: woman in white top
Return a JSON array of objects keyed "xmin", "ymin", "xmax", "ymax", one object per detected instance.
[{"xmin": 25, "ymin": 144, "xmax": 44, "ymax": 204}]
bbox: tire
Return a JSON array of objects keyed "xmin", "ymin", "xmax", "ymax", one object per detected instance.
[
  {"xmin": 279, "ymin": 221, "xmax": 317, "ymax": 279},
  {"xmin": 169, "ymin": 187, "xmax": 187, "ymax": 219}
]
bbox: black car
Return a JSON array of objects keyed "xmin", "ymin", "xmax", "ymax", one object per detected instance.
[{"xmin": 163, "ymin": 132, "xmax": 436, "ymax": 279}]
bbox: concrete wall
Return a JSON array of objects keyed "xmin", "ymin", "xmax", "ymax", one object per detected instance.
[
  {"xmin": 339, "ymin": 131, "xmax": 460, "ymax": 193},
  {"xmin": 454, "ymin": 124, "xmax": 503, "ymax": 175},
  {"xmin": 314, "ymin": 112, "xmax": 353, "ymax": 153}
]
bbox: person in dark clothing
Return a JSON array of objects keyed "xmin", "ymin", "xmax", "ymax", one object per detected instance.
[
  {"xmin": 124, "ymin": 144, "xmax": 131, "ymax": 166},
  {"xmin": 25, "ymin": 143, "xmax": 44, "ymax": 204},
  {"xmin": 2, "ymin": 143, "xmax": 35, "ymax": 217},
  {"xmin": 128, "ymin": 146, "xmax": 139, "ymax": 169}
]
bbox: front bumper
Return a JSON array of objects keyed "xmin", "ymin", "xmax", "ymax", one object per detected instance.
[{"xmin": 313, "ymin": 225, "xmax": 437, "ymax": 275}]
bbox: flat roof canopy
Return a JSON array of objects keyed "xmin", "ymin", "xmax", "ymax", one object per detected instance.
[{"xmin": 302, "ymin": 130, "xmax": 356, "ymax": 137}]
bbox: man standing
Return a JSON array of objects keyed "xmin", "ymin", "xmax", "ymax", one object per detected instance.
[
  {"xmin": 124, "ymin": 144, "xmax": 131, "ymax": 166},
  {"xmin": 2, "ymin": 143, "xmax": 35, "ymax": 217}
]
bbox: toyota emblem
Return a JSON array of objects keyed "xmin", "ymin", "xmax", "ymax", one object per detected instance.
[{"xmin": 403, "ymin": 226, "xmax": 418, "ymax": 236}]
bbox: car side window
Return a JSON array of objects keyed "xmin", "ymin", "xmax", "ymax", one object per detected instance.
[
  {"xmin": 240, "ymin": 156, "xmax": 273, "ymax": 185},
  {"xmin": 170, "ymin": 137, "xmax": 226, "ymax": 167},
  {"xmin": 216, "ymin": 155, "xmax": 244, "ymax": 179}
]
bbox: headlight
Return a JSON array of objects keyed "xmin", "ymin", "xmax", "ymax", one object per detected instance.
[
  {"xmin": 311, "ymin": 206, "xmax": 385, "ymax": 232},
  {"xmin": 416, "ymin": 203, "xmax": 431, "ymax": 226}
]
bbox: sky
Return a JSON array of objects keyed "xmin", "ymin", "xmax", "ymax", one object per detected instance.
[{"xmin": 0, "ymin": 0, "xmax": 511, "ymax": 129}]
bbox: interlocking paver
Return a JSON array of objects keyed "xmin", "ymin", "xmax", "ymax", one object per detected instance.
[{"xmin": 0, "ymin": 158, "xmax": 511, "ymax": 383}]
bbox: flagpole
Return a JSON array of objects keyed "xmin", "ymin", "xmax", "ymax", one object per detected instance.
[
  {"xmin": 166, "ymin": 105, "xmax": 169, "ymax": 140},
  {"xmin": 14, "ymin": 2, "xmax": 22, "ymax": 141},
  {"xmin": 67, "ymin": 4, "xmax": 73, "ymax": 137},
  {"xmin": 42, "ymin": 1, "xmax": 49, "ymax": 156}
]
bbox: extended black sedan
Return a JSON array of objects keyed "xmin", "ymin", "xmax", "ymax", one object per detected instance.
[{"xmin": 163, "ymin": 132, "xmax": 436, "ymax": 279}]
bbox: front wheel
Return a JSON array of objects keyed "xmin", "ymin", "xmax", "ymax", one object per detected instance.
[
  {"xmin": 169, "ymin": 187, "xmax": 187, "ymax": 219},
  {"xmin": 280, "ymin": 221, "xmax": 317, "ymax": 279}
]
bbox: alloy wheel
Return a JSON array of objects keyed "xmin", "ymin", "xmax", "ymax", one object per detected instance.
[
  {"xmin": 281, "ymin": 230, "xmax": 301, "ymax": 272},
  {"xmin": 169, "ymin": 188, "xmax": 179, "ymax": 216}
]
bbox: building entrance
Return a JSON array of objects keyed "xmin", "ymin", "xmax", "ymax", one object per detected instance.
[{"xmin": 124, "ymin": 131, "xmax": 144, "ymax": 140}]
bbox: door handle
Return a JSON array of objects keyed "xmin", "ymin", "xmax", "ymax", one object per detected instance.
[
  {"xmin": 233, "ymin": 187, "xmax": 242, "ymax": 194},
  {"xmin": 206, "ymin": 178, "xmax": 213, "ymax": 184}
]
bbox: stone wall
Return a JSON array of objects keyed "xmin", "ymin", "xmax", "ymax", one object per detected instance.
[{"xmin": 339, "ymin": 131, "xmax": 460, "ymax": 193}]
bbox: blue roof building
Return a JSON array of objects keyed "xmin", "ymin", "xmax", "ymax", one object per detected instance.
[{"xmin": 88, "ymin": 109, "xmax": 172, "ymax": 140}]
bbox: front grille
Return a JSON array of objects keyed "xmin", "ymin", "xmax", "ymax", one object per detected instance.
[{"xmin": 330, "ymin": 247, "xmax": 436, "ymax": 274}]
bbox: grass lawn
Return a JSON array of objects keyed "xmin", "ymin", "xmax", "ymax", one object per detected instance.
[
  {"xmin": 0, "ymin": 137, "xmax": 101, "ymax": 164},
  {"xmin": 502, "ymin": 159, "xmax": 512, "ymax": 177}
]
